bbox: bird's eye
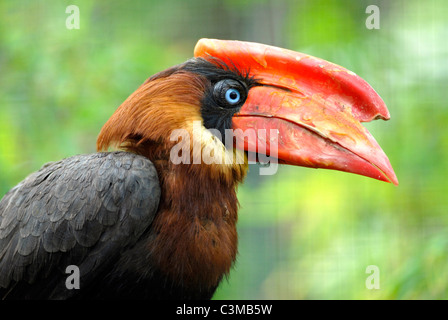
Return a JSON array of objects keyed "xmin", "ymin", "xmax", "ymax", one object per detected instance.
[
  {"xmin": 213, "ymin": 79, "xmax": 247, "ymax": 108},
  {"xmin": 225, "ymin": 88, "xmax": 241, "ymax": 105}
]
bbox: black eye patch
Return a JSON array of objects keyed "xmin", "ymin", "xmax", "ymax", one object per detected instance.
[{"xmin": 180, "ymin": 57, "xmax": 259, "ymax": 144}]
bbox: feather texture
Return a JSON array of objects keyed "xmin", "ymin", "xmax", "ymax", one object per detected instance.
[{"xmin": 0, "ymin": 152, "xmax": 160, "ymax": 299}]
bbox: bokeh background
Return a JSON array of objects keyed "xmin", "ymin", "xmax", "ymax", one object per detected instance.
[{"xmin": 1, "ymin": 0, "xmax": 447, "ymax": 299}]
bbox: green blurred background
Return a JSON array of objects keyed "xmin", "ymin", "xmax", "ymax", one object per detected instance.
[{"xmin": 0, "ymin": 0, "xmax": 447, "ymax": 299}]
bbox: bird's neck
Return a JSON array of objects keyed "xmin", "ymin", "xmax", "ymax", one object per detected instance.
[{"xmin": 127, "ymin": 141, "xmax": 248, "ymax": 293}]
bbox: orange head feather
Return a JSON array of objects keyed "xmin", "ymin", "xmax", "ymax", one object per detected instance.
[{"xmin": 97, "ymin": 66, "xmax": 206, "ymax": 153}]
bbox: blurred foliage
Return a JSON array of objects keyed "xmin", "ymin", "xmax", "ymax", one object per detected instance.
[{"xmin": 1, "ymin": 0, "xmax": 447, "ymax": 299}]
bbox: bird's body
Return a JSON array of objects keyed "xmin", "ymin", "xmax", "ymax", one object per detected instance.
[
  {"xmin": 0, "ymin": 39, "xmax": 397, "ymax": 299},
  {"xmin": 0, "ymin": 152, "xmax": 160, "ymax": 299},
  {"xmin": 0, "ymin": 151, "xmax": 241, "ymax": 299}
]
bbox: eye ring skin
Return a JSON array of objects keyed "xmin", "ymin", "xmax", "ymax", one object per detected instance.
[{"xmin": 213, "ymin": 79, "xmax": 248, "ymax": 108}]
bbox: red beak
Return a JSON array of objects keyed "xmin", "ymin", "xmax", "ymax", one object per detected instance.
[{"xmin": 194, "ymin": 39, "xmax": 398, "ymax": 185}]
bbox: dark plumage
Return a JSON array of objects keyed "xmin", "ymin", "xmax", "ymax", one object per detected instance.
[{"xmin": 0, "ymin": 152, "xmax": 160, "ymax": 299}]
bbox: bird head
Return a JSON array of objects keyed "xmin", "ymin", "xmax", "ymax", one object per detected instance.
[{"xmin": 97, "ymin": 39, "xmax": 398, "ymax": 185}]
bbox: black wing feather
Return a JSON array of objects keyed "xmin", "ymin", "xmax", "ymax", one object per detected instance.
[{"xmin": 0, "ymin": 151, "xmax": 160, "ymax": 299}]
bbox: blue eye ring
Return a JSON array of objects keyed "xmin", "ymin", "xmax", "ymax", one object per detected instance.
[
  {"xmin": 213, "ymin": 79, "xmax": 248, "ymax": 108},
  {"xmin": 225, "ymin": 88, "xmax": 241, "ymax": 105}
]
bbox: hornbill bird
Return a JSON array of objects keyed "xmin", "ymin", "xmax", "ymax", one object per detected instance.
[{"xmin": 0, "ymin": 39, "xmax": 398, "ymax": 299}]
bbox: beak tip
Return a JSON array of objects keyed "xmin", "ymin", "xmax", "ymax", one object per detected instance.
[
  {"xmin": 389, "ymin": 173, "xmax": 399, "ymax": 186},
  {"xmin": 380, "ymin": 163, "xmax": 399, "ymax": 186}
]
